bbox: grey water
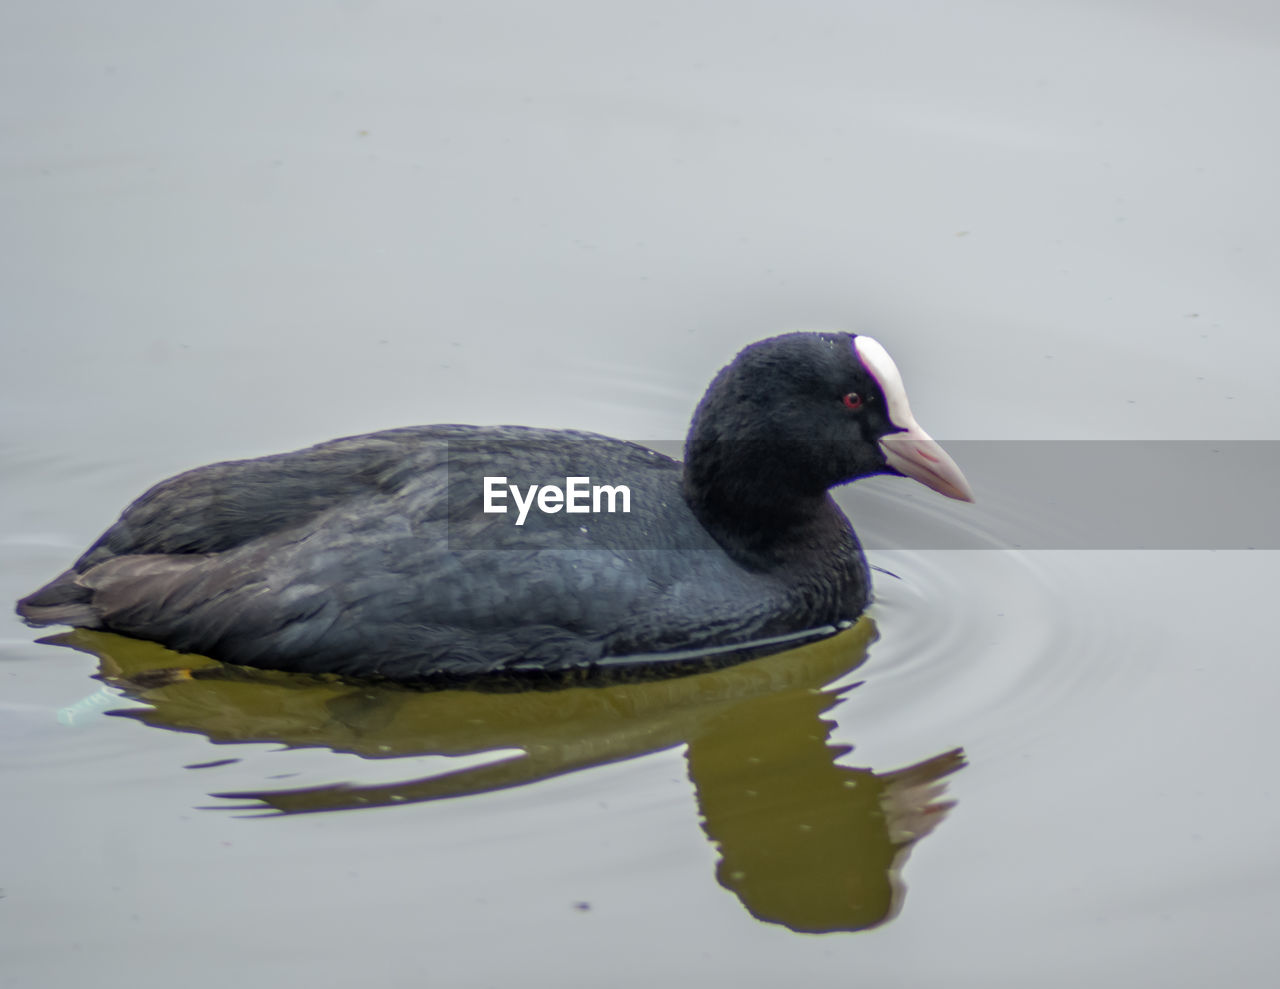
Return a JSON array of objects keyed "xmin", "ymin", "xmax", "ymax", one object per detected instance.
[{"xmin": 3, "ymin": 2, "xmax": 1279, "ymax": 986}]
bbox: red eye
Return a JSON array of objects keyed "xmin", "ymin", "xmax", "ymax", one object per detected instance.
[{"xmin": 842, "ymin": 392, "xmax": 863, "ymax": 410}]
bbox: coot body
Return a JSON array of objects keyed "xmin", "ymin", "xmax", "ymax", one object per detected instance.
[{"xmin": 18, "ymin": 332, "xmax": 971, "ymax": 681}]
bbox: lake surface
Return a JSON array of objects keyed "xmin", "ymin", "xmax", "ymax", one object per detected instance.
[{"xmin": 3, "ymin": 2, "xmax": 1278, "ymax": 986}]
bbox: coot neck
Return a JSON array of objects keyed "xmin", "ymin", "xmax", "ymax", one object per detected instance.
[{"xmin": 681, "ymin": 446, "xmax": 854, "ymax": 573}]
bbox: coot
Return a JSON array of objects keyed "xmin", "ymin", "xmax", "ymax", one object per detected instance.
[{"xmin": 18, "ymin": 332, "xmax": 972, "ymax": 681}]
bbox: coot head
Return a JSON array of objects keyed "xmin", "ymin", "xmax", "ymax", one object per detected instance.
[{"xmin": 684, "ymin": 332, "xmax": 972, "ymax": 521}]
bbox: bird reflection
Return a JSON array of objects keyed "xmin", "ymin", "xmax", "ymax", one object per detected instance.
[{"xmin": 46, "ymin": 620, "xmax": 964, "ymax": 934}]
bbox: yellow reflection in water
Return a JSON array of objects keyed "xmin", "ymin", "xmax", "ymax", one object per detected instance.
[{"xmin": 47, "ymin": 621, "xmax": 964, "ymax": 934}]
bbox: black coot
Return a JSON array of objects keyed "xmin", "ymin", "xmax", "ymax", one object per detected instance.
[{"xmin": 18, "ymin": 332, "xmax": 972, "ymax": 681}]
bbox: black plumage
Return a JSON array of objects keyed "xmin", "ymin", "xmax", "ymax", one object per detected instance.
[{"xmin": 17, "ymin": 332, "xmax": 971, "ymax": 681}]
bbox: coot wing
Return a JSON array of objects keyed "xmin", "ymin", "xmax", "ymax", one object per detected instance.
[
  {"xmin": 22, "ymin": 425, "xmax": 781, "ymax": 678},
  {"xmin": 71, "ymin": 426, "xmax": 455, "ymax": 570}
]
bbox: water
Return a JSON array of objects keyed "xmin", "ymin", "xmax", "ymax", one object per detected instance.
[{"xmin": 3, "ymin": 1, "xmax": 1279, "ymax": 986}]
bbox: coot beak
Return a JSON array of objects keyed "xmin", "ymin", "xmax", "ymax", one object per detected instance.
[
  {"xmin": 880, "ymin": 426, "xmax": 975, "ymax": 502},
  {"xmin": 851, "ymin": 335, "xmax": 975, "ymax": 503}
]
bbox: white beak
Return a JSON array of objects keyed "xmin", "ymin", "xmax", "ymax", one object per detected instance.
[
  {"xmin": 880, "ymin": 426, "xmax": 974, "ymax": 502},
  {"xmin": 853, "ymin": 335, "xmax": 975, "ymax": 503}
]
